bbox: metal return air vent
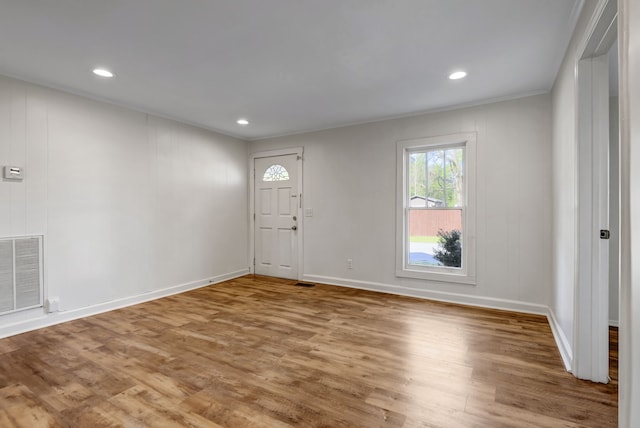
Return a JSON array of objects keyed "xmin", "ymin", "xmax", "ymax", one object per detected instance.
[{"xmin": 0, "ymin": 236, "xmax": 43, "ymax": 315}]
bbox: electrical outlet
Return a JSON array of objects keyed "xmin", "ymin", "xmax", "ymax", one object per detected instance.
[
  {"xmin": 46, "ymin": 297, "xmax": 60, "ymax": 313},
  {"xmin": 347, "ymin": 258, "xmax": 353, "ymax": 269}
]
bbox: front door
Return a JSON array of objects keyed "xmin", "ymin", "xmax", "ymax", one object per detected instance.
[{"xmin": 254, "ymin": 154, "xmax": 299, "ymax": 279}]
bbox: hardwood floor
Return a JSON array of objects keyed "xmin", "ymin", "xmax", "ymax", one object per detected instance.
[{"xmin": 0, "ymin": 275, "xmax": 617, "ymax": 427}]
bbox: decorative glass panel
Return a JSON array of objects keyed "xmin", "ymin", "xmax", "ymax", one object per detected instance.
[{"xmin": 263, "ymin": 164, "xmax": 290, "ymax": 181}]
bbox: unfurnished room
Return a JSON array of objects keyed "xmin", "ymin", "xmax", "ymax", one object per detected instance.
[{"xmin": 1, "ymin": 1, "xmax": 640, "ymax": 427}]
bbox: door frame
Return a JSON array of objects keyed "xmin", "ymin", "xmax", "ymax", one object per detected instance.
[
  {"xmin": 618, "ymin": 0, "xmax": 637, "ymax": 424},
  {"xmin": 573, "ymin": 0, "xmax": 617, "ymax": 383},
  {"xmin": 249, "ymin": 147, "xmax": 304, "ymax": 280}
]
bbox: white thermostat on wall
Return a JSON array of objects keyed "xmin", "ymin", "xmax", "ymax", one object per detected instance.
[{"xmin": 3, "ymin": 166, "xmax": 24, "ymax": 180}]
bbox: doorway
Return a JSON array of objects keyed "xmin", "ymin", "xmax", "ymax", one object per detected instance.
[
  {"xmin": 250, "ymin": 149, "xmax": 303, "ymax": 280},
  {"xmin": 574, "ymin": 0, "xmax": 618, "ymax": 383}
]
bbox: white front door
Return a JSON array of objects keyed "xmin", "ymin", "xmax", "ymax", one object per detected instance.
[{"xmin": 254, "ymin": 154, "xmax": 299, "ymax": 279}]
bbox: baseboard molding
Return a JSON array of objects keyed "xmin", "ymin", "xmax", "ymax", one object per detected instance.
[
  {"xmin": 301, "ymin": 274, "xmax": 549, "ymax": 315},
  {"xmin": 0, "ymin": 268, "xmax": 249, "ymax": 339},
  {"xmin": 547, "ymin": 308, "xmax": 573, "ymax": 372},
  {"xmin": 304, "ymin": 274, "xmax": 577, "ymax": 371},
  {"xmin": 609, "ymin": 319, "xmax": 619, "ymax": 328}
]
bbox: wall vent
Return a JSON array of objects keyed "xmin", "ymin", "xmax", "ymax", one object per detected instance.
[{"xmin": 0, "ymin": 236, "xmax": 43, "ymax": 315}]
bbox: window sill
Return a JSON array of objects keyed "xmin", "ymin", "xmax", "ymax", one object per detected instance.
[{"xmin": 395, "ymin": 268, "xmax": 476, "ymax": 285}]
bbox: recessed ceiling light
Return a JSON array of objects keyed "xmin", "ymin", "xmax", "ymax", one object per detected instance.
[
  {"xmin": 449, "ymin": 71, "xmax": 467, "ymax": 80},
  {"xmin": 92, "ymin": 68, "xmax": 114, "ymax": 78},
  {"xmin": 237, "ymin": 118, "xmax": 249, "ymax": 125}
]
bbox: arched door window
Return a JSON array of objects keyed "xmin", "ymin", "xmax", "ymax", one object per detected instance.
[{"xmin": 263, "ymin": 164, "xmax": 290, "ymax": 181}]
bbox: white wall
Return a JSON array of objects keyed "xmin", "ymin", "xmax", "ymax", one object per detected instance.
[
  {"xmin": 0, "ymin": 75, "xmax": 248, "ymax": 335},
  {"xmin": 550, "ymin": 0, "xmax": 599, "ymax": 363},
  {"xmin": 250, "ymin": 94, "xmax": 552, "ymax": 313}
]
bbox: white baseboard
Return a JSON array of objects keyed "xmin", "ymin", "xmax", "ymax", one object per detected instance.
[
  {"xmin": 301, "ymin": 274, "xmax": 549, "ymax": 315},
  {"xmin": 304, "ymin": 274, "xmax": 577, "ymax": 371},
  {"xmin": 0, "ymin": 268, "xmax": 249, "ymax": 339},
  {"xmin": 2, "ymin": 269, "xmax": 578, "ymax": 377},
  {"xmin": 609, "ymin": 319, "xmax": 619, "ymax": 328},
  {"xmin": 546, "ymin": 308, "xmax": 573, "ymax": 372}
]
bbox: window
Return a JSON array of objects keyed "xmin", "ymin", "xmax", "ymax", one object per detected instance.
[
  {"xmin": 396, "ymin": 133, "xmax": 476, "ymax": 284},
  {"xmin": 263, "ymin": 164, "xmax": 290, "ymax": 181}
]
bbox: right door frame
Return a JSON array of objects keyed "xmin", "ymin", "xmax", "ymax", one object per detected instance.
[{"xmin": 573, "ymin": 0, "xmax": 617, "ymax": 383}]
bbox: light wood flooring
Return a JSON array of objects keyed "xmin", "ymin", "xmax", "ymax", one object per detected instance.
[{"xmin": 0, "ymin": 275, "xmax": 618, "ymax": 427}]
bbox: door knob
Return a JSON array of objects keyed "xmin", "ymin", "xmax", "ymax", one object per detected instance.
[{"xmin": 291, "ymin": 225, "xmax": 297, "ymax": 231}]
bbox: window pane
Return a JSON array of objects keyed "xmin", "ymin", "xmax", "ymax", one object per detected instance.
[
  {"xmin": 408, "ymin": 152, "xmax": 426, "ymax": 206},
  {"xmin": 425, "ymin": 148, "xmax": 465, "ymax": 208},
  {"xmin": 427, "ymin": 150, "xmax": 445, "ymax": 207},
  {"xmin": 444, "ymin": 147, "xmax": 464, "ymax": 208},
  {"xmin": 408, "ymin": 209, "xmax": 462, "ymax": 268}
]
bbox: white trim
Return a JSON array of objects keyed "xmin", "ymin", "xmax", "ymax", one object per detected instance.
[
  {"xmin": 250, "ymin": 147, "xmax": 303, "ymax": 159},
  {"xmin": 249, "ymin": 147, "xmax": 304, "ymax": 280},
  {"xmin": 394, "ymin": 268, "xmax": 476, "ymax": 285},
  {"xmin": 302, "ymin": 274, "xmax": 547, "ymax": 315},
  {"xmin": 609, "ymin": 319, "xmax": 619, "ymax": 328},
  {"xmin": 304, "ymin": 274, "xmax": 575, "ymax": 372},
  {"xmin": 618, "ymin": 1, "xmax": 634, "ymax": 425},
  {"xmin": 396, "ymin": 133, "xmax": 477, "ymax": 285},
  {"xmin": 572, "ymin": 0, "xmax": 617, "ymax": 384},
  {"xmin": 575, "ymin": 0, "xmax": 618, "ymax": 61},
  {"xmin": 248, "ymin": 90, "xmax": 549, "ymax": 142},
  {"xmin": 547, "ymin": 307, "xmax": 574, "ymax": 372},
  {"xmin": 0, "ymin": 268, "xmax": 249, "ymax": 339},
  {"xmin": 0, "ymin": 72, "xmax": 249, "ymax": 141}
]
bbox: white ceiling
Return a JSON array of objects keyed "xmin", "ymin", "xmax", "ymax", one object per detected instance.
[{"xmin": 0, "ymin": 0, "xmax": 582, "ymax": 140}]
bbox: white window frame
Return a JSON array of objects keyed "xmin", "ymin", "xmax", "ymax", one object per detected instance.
[{"xmin": 396, "ymin": 133, "xmax": 476, "ymax": 284}]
